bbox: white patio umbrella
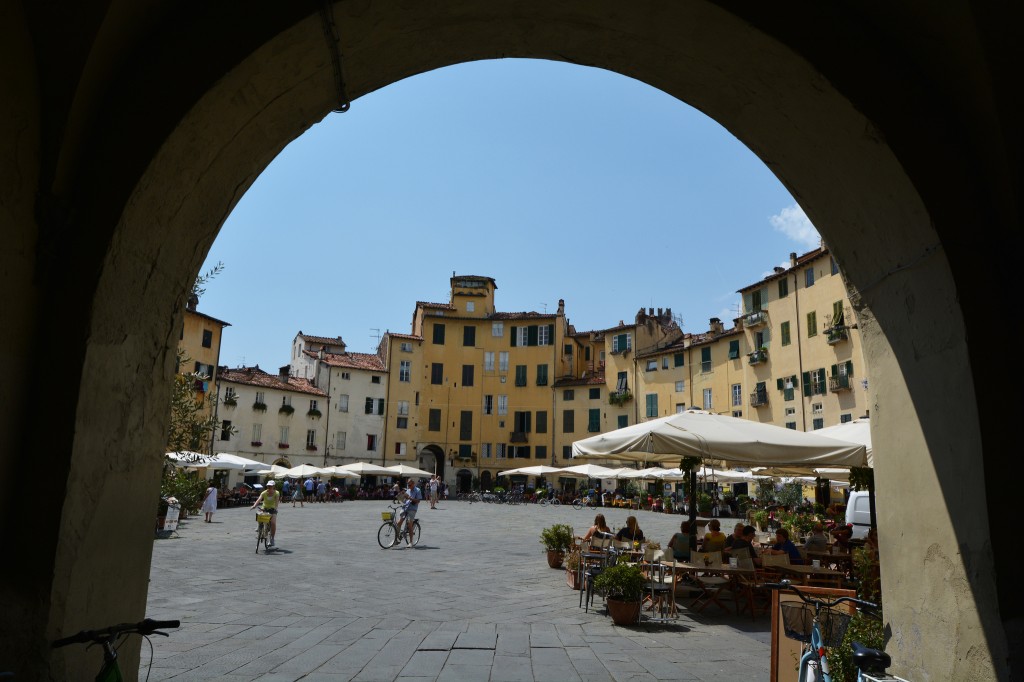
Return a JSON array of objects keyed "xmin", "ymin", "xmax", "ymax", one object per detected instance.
[
  {"xmin": 320, "ymin": 465, "xmax": 361, "ymax": 478},
  {"xmin": 279, "ymin": 463, "xmax": 330, "ymax": 478},
  {"xmin": 571, "ymin": 410, "xmax": 867, "ymax": 469},
  {"xmin": 335, "ymin": 461, "xmax": 393, "ymax": 476},
  {"xmin": 497, "ymin": 465, "xmax": 563, "ymax": 476},
  {"xmin": 385, "ymin": 464, "xmax": 434, "ymax": 477},
  {"xmin": 556, "ymin": 463, "xmax": 617, "ymax": 479},
  {"xmin": 257, "ymin": 464, "xmax": 291, "ymax": 478},
  {"xmin": 166, "ymin": 451, "xmax": 251, "ymax": 470},
  {"xmin": 166, "ymin": 451, "xmax": 209, "ymax": 468}
]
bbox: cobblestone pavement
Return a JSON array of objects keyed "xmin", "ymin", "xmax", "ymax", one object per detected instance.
[{"xmin": 144, "ymin": 500, "xmax": 772, "ymax": 681}]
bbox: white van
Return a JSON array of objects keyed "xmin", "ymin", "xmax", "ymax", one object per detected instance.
[{"xmin": 845, "ymin": 490, "xmax": 873, "ymax": 540}]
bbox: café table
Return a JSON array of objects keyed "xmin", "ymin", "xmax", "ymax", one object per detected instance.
[
  {"xmin": 805, "ymin": 550, "xmax": 853, "ymax": 574},
  {"xmin": 775, "ymin": 563, "xmax": 846, "ymax": 587},
  {"xmin": 663, "ymin": 560, "xmax": 755, "ymax": 614}
]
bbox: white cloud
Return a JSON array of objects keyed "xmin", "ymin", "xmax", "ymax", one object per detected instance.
[{"xmin": 770, "ymin": 204, "xmax": 820, "ymax": 249}]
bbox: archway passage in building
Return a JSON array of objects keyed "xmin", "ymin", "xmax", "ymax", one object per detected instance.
[
  {"xmin": 6, "ymin": 4, "xmax": 1015, "ymax": 680},
  {"xmin": 456, "ymin": 469, "xmax": 473, "ymax": 494},
  {"xmin": 418, "ymin": 445, "xmax": 445, "ymax": 482}
]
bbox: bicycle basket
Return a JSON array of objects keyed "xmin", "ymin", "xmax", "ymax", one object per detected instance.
[
  {"xmin": 255, "ymin": 513, "xmax": 271, "ymax": 523},
  {"xmin": 381, "ymin": 511, "xmax": 394, "ymax": 521},
  {"xmin": 780, "ymin": 603, "xmax": 852, "ymax": 647}
]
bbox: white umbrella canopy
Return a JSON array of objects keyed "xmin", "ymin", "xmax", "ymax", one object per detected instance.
[
  {"xmin": 335, "ymin": 462, "xmax": 393, "ymax": 476},
  {"xmin": 385, "ymin": 464, "xmax": 434, "ymax": 477},
  {"xmin": 166, "ymin": 451, "xmax": 255, "ymax": 471},
  {"xmin": 497, "ymin": 465, "xmax": 563, "ymax": 476},
  {"xmin": 166, "ymin": 451, "xmax": 209, "ymax": 468},
  {"xmin": 815, "ymin": 418, "xmax": 873, "ymax": 467},
  {"xmin": 279, "ymin": 463, "xmax": 330, "ymax": 478},
  {"xmin": 556, "ymin": 463, "xmax": 618, "ymax": 479},
  {"xmin": 320, "ymin": 465, "xmax": 361, "ymax": 478},
  {"xmin": 571, "ymin": 411, "xmax": 868, "ymax": 469}
]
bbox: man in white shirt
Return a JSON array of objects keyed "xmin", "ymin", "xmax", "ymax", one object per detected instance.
[{"xmin": 428, "ymin": 475, "xmax": 439, "ymax": 509}]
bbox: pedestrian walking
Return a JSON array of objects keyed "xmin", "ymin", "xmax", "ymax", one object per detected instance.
[
  {"xmin": 304, "ymin": 476, "xmax": 315, "ymax": 501},
  {"xmin": 201, "ymin": 482, "xmax": 217, "ymax": 522},
  {"xmin": 292, "ymin": 479, "xmax": 304, "ymax": 507},
  {"xmin": 429, "ymin": 475, "xmax": 439, "ymax": 509},
  {"xmin": 317, "ymin": 478, "xmax": 327, "ymax": 503}
]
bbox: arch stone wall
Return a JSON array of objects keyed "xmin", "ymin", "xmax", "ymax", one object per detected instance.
[{"xmin": 1, "ymin": 2, "xmax": 1016, "ymax": 679}]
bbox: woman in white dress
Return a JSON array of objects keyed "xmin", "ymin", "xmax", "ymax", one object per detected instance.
[{"xmin": 201, "ymin": 484, "xmax": 218, "ymax": 522}]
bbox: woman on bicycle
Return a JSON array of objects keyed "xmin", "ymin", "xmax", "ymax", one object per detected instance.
[
  {"xmin": 581, "ymin": 513, "xmax": 611, "ymax": 542},
  {"xmin": 250, "ymin": 480, "xmax": 281, "ymax": 547}
]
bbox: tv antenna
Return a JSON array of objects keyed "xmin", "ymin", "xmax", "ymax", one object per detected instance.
[
  {"xmin": 672, "ymin": 313, "xmax": 685, "ymax": 330},
  {"xmin": 540, "ymin": 302, "xmax": 548, "ymax": 314},
  {"xmin": 370, "ymin": 328, "xmax": 381, "ymax": 345}
]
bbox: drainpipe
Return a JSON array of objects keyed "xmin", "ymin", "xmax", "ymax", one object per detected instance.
[
  {"xmin": 322, "ymin": 363, "xmax": 332, "ymax": 466},
  {"xmin": 793, "ymin": 271, "xmax": 807, "ymax": 431}
]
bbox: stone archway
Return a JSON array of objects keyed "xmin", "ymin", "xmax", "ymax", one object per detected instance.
[
  {"xmin": 3, "ymin": 4, "xmax": 1015, "ymax": 679},
  {"xmin": 418, "ymin": 445, "xmax": 445, "ymax": 482}
]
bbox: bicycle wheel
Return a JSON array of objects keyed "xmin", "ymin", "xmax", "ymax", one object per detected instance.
[
  {"xmin": 256, "ymin": 523, "xmax": 265, "ymax": 553},
  {"xmin": 539, "ymin": 497, "xmax": 548, "ymax": 506},
  {"xmin": 551, "ymin": 498, "xmax": 561, "ymax": 506},
  {"xmin": 572, "ymin": 498, "xmax": 583, "ymax": 510},
  {"xmin": 378, "ymin": 522, "xmax": 398, "ymax": 548},
  {"xmin": 409, "ymin": 520, "xmax": 421, "ymax": 546}
]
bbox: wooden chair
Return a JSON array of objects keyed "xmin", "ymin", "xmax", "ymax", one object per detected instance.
[
  {"xmin": 690, "ymin": 551, "xmax": 733, "ymax": 614},
  {"xmin": 760, "ymin": 552, "xmax": 791, "ymax": 567}
]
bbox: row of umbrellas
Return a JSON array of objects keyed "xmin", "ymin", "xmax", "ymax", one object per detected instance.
[{"xmin": 166, "ymin": 453, "xmax": 435, "ymax": 480}]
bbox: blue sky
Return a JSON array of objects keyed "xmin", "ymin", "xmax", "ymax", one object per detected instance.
[{"xmin": 199, "ymin": 59, "xmax": 819, "ymax": 371}]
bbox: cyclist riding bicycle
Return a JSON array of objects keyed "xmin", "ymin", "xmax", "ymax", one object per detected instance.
[
  {"xmin": 396, "ymin": 477, "xmax": 422, "ymax": 546},
  {"xmin": 250, "ymin": 480, "xmax": 281, "ymax": 547}
]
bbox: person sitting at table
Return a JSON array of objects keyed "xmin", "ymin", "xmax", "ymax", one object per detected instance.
[
  {"xmin": 650, "ymin": 496, "xmax": 663, "ymax": 513},
  {"xmin": 723, "ymin": 522, "xmax": 745, "ymax": 551},
  {"xmin": 726, "ymin": 525, "xmax": 760, "ymax": 564},
  {"xmin": 667, "ymin": 520, "xmax": 696, "ymax": 562},
  {"xmin": 580, "ymin": 513, "xmax": 612, "ymax": 542},
  {"xmin": 803, "ymin": 523, "xmax": 829, "ymax": 554},
  {"xmin": 763, "ymin": 527, "xmax": 803, "ymax": 563},
  {"xmin": 702, "ymin": 518, "xmax": 727, "ymax": 553},
  {"xmin": 831, "ymin": 524, "xmax": 853, "ymax": 553},
  {"xmin": 616, "ymin": 515, "xmax": 645, "ymax": 544}
]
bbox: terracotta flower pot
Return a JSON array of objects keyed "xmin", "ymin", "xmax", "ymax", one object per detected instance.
[
  {"xmin": 566, "ymin": 567, "xmax": 581, "ymax": 589},
  {"xmin": 606, "ymin": 598, "xmax": 641, "ymax": 626},
  {"xmin": 546, "ymin": 549, "xmax": 565, "ymax": 568}
]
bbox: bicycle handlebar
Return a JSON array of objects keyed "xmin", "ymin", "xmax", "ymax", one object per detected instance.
[
  {"xmin": 765, "ymin": 580, "xmax": 881, "ymax": 617},
  {"xmin": 53, "ymin": 618, "xmax": 181, "ymax": 648}
]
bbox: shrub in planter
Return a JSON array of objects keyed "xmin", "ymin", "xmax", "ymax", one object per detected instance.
[
  {"xmin": 593, "ymin": 563, "xmax": 646, "ymax": 625},
  {"xmin": 540, "ymin": 523, "xmax": 574, "ymax": 568}
]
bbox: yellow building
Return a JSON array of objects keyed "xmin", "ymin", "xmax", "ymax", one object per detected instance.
[
  {"xmin": 737, "ymin": 247, "xmax": 868, "ymax": 429},
  {"xmin": 177, "ymin": 300, "xmax": 230, "ymax": 452}
]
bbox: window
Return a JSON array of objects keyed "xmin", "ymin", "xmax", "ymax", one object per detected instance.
[
  {"xmin": 482, "ymin": 443, "xmax": 492, "ymax": 459},
  {"xmin": 803, "ymin": 368, "xmax": 827, "ymax": 396},
  {"xmin": 732, "ymin": 384, "xmax": 742, "ymax": 407},
  {"xmin": 499, "ymin": 351, "xmax": 509, "ymax": 372},
  {"xmin": 460, "ymin": 411, "xmax": 473, "ymax": 440},
  {"xmin": 812, "ymin": 402, "xmax": 823, "ymax": 415},
  {"xmin": 193, "ymin": 361, "xmax": 214, "ymax": 378},
  {"xmin": 338, "ymin": 395, "xmax": 349, "ymax": 412},
  {"xmin": 536, "ymin": 411, "xmax": 547, "ymax": 434},
  {"xmin": 674, "ymin": 353, "xmax": 684, "ymax": 367},
  {"xmin": 497, "ymin": 395, "xmax": 508, "ymax": 416},
  {"xmin": 397, "ymin": 417, "xmax": 408, "ymax": 429},
  {"xmin": 336, "ymin": 431, "xmax": 346, "ymax": 450},
  {"xmin": 432, "ymin": 323, "xmax": 446, "ymax": 344},
  {"xmin": 563, "ymin": 389, "xmax": 574, "ymax": 400},
  {"xmin": 252, "ymin": 423, "xmax": 262, "ymax": 443},
  {"xmin": 562, "ymin": 445, "xmax": 572, "ymax": 460},
  {"xmin": 781, "ymin": 321, "xmax": 791, "ymax": 346},
  {"xmin": 395, "ymin": 442, "xmax": 407, "ymax": 456},
  {"xmin": 778, "ymin": 277, "xmax": 789, "ymax": 298},
  {"xmin": 462, "ymin": 365, "xmax": 474, "ymax": 387},
  {"xmin": 400, "ymin": 342, "xmax": 412, "ymax": 352},
  {"xmin": 255, "ymin": 391, "xmax": 265, "ymax": 405},
  {"xmin": 224, "ymin": 387, "xmax": 237, "ymax": 401},
  {"xmin": 483, "ymin": 395, "xmax": 493, "ymax": 415},
  {"xmin": 459, "ymin": 444, "xmax": 472, "ymax": 459},
  {"xmin": 611, "ymin": 332, "xmax": 632, "ymax": 353},
  {"xmin": 785, "ymin": 407, "xmax": 796, "ymax": 417},
  {"xmin": 306, "ymin": 429, "xmax": 316, "ymax": 448},
  {"xmin": 281, "ymin": 395, "xmax": 291, "ymax": 407},
  {"xmin": 807, "ymin": 311, "xmax": 817, "ymax": 337},
  {"xmin": 675, "ymin": 404, "xmax": 686, "ymax": 413},
  {"xmin": 831, "ymin": 257, "xmax": 840, "ymax": 275},
  {"xmin": 515, "ymin": 326, "xmax": 529, "ymax": 346},
  {"xmin": 779, "ymin": 375, "xmax": 797, "ymax": 401},
  {"xmin": 513, "ymin": 411, "xmax": 531, "ymax": 433},
  {"xmin": 728, "ymin": 340, "xmax": 739, "ymax": 360},
  {"xmin": 341, "ymin": 371, "xmax": 351, "ymax": 380},
  {"xmin": 484, "ymin": 351, "xmax": 495, "ymax": 371},
  {"xmin": 616, "ymin": 372, "xmax": 628, "ymax": 392},
  {"xmin": 428, "ymin": 409, "xmax": 441, "ymax": 431},
  {"xmin": 805, "ymin": 267, "xmax": 815, "ymax": 287},
  {"xmin": 646, "ymin": 359, "xmax": 657, "ymax": 371},
  {"xmin": 367, "ymin": 434, "xmax": 378, "ymax": 450},
  {"xmin": 732, "ymin": 410, "xmax": 742, "ymax": 418},
  {"xmin": 675, "ymin": 380, "xmax": 685, "ymax": 392},
  {"xmin": 618, "ymin": 415, "xmax": 628, "ymax": 428},
  {"xmin": 492, "ymin": 322, "xmax": 504, "ymax": 337},
  {"xmin": 466, "ymin": 301, "xmax": 475, "ymax": 312},
  {"xmin": 645, "ymin": 394, "xmax": 658, "ymax": 418},
  {"xmin": 364, "ymin": 397, "xmax": 384, "ymax": 415},
  {"xmin": 785, "ymin": 422, "xmax": 797, "ymax": 430},
  {"xmin": 397, "ymin": 400, "xmax": 409, "ymax": 416},
  {"xmin": 662, "ymin": 357, "xmax": 669, "ymax": 369},
  {"xmin": 563, "ymin": 410, "xmax": 574, "ymax": 433},
  {"xmin": 586, "ymin": 347, "xmax": 591, "ymax": 361},
  {"xmin": 538, "ymin": 325, "xmax": 550, "ymax": 346},
  {"xmin": 414, "ymin": 391, "xmax": 419, "ymax": 406},
  {"xmin": 371, "ymin": 376, "xmax": 381, "ymax": 384},
  {"xmin": 702, "ymin": 388, "xmax": 713, "ymax": 410},
  {"xmin": 701, "ymin": 347, "xmax": 712, "ymax": 373},
  {"xmin": 589, "ymin": 387, "xmax": 601, "ymax": 400},
  {"xmin": 279, "ymin": 425, "xmax": 289, "ymax": 445},
  {"xmin": 812, "ymin": 418, "xmax": 824, "ymax": 430},
  {"xmin": 220, "ymin": 420, "xmax": 232, "ymax": 441},
  {"xmin": 535, "ymin": 445, "xmax": 547, "ymax": 461},
  {"xmin": 536, "ymin": 364, "xmax": 548, "ymax": 386},
  {"xmin": 515, "ymin": 365, "xmax": 527, "ymax": 387},
  {"xmin": 832, "ymin": 300, "xmax": 845, "ymax": 327},
  {"xmin": 399, "ymin": 360, "xmax": 411, "ymax": 382},
  {"xmin": 841, "ymin": 413, "xmax": 853, "ymax": 423},
  {"xmin": 496, "ymin": 443, "xmax": 506, "ymax": 459},
  {"xmin": 565, "ymin": 344, "xmax": 573, "ymax": 356},
  {"xmin": 587, "ymin": 409, "xmax": 601, "ymax": 432},
  {"xmin": 309, "ymin": 399, "xmax": 318, "ymax": 412},
  {"xmin": 202, "ymin": 329, "xmax": 213, "ymax": 348},
  {"xmin": 431, "ymin": 363, "xmax": 443, "ymax": 385},
  {"xmin": 463, "ymin": 325, "xmax": 476, "ymax": 346},
  {"xmin": 751, "ymin": 288, "xmax": 764, "ymax": 311}
]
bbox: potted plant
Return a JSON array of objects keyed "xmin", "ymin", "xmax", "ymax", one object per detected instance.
[
  {"xmin": 539, "ymin": 523, "xmax": 574, "ymax": 569},
  {"xmin": 565, "ymin": 547, "xmax": 582, "ymax": 589},
  {"xmin": 752, "ymin": 509, "xmax": 769, "ymax": 532},
  {"xmin": 592, "ymin": 563, "xmax": 646, "ymax": 625}
]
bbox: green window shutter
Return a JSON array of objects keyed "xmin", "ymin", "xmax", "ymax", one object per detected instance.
[
  {"xmin": 548, "ymin": 324, "xmax": 555, "ymax": 342},
  {"xmin": 819, "ymin": 368, "xmax": 827, "ymax": 393},
  {"xmin": 781, "ymin": 321, "xmax": 791, "ymax": 346},
  {"xmin": 510, "ymin": 326, "xmax": 517, "ymax": 347},
  {"xmin": 674, "ymin": 353, "xmax": 684, "ymax": 367},
  {"xmin": 588, "ymin": 408, "xmax": 601, "ymax": 432},
  {"xmin": 617, "ymin": 415, "xmax": 628, "ymax": 428},
  {"xmin": 701, "ymin": 347, "xmax": 711, "ymax": 363},
  {"xmin": 536, "ymin": 364, "xmax": 548, "ymax": 386},
  {"xmin": 846, "ymin": 361, "xmax": 854, "ymax": 377},
  {"xmin": 728, "ymin": 340, "xmax": 739, "ymax": 359},
  {"xmin": 527, "ymin": 325, "xmax": 538, "ymax": 346},
  {"xmin": 830, "ymin": 364, "xmax": 838, "ymax": 377},
  {"xmin": 802, "ymin": 371, "xmax": 812, "ymax": 397},
  {"xmin": 776, "ymin": 378, "xmax": 784, "ymax": 390},
  {"xmin": 807, "ymin": 311, "xmax": 817, "ymax": 337},
  {"xmin": 833, "ymin": 301, "xmax": 844, "ymax": 326}
]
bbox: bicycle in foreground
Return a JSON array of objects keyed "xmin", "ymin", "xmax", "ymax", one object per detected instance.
[
  {"xmin": 255, "ymin": 506, "xmax": 273, "ymax": 553},
  {"xmin": 767, "ymin": 580, "xmax": 910, "ymax": 682},
  {"xmin": 571, "ymin": 493, "xmax": 597, "ymax": 510},
  {"xmin": 53, "ymin": 617, "xmax": 180, "ymax": 682},
  {"xmin": 377, "ymin": 504, "xmax": 422, "ymax": 548}
]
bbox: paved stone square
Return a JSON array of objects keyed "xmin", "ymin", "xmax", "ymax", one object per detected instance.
[{"xmin": 144, "ymin": 500, "xmax": 772, "ymax": 680}]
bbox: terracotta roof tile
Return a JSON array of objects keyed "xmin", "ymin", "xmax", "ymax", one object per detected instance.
[
  {"xmin": 297, "ymin": 332, "xmax": 345, "ymax": 346},
  {"xmin": 321, "ymin": 352, "xmax": 387, "ymax": 372},
  {"xmin": 553, "ymin": 374, "xmax": 607, "ymax": 387},
  {"xmin": 417, "ymin": 301, "xmax": 456, "ymax": 310},
  {"xmin": 737, "ymin": 247, "xmax": 829, "ymax": 293},
  {"xmin": 386, "ymin": 332, "xmax": 422, "ymax": 341},
  {"xmin": 489, "ymin": 312, "xmax": 555, "ymax": 320},
  {"xmin": 219, "ymin": 367, "xmax": 328, "ymax": 396}
]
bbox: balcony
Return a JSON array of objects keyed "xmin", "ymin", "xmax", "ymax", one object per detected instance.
[
  {"xmin": 744, "ymin": 310, "xmax": 768, "ymax": 328},
  {"xmin": 826, "ymin": 325, "xmax": 849, "ymax": 345},
  {"xmin": 748, "ymin": 348, "xmax": 768, "ymax": 366},
  {"xmin": 749, "ymin": 389, "xmax": 769, "ymax": 407},
  {"xmin": 510, "ymin": 432, "xmax": 528, "ymax": 443},
  {"xmin": 829, "ymin": 374, "xmax": 853, "ymax": 392},
  {"xmin": 609, "ymin": 389, "xmax": 633, "ymax": 406}
]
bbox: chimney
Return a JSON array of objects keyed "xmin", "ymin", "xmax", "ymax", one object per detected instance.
[
  {"xmin": 709, "ymin": 317, "xmax": 724, "ymax": 334},
  {"xmin": 279, "ymin": 365, "xmax": 290, "ymax": 382},
  {"xmin": 648, "ymin": 308, "xmax": 654, "ymax": 316},
  {"xmin": 557, "ymin": 299, "xmax": 565, "ymax": 316},
  {"xmin": 774, "ymin": 266, "xmax": 786, "ymax": 274},
  {"xmin": 789, "ymin": 252, "xmax": 798, "ymax": 267},
  {"xmin": 186, "ymin": 293, "xmax": 199, "ymax": 311}
]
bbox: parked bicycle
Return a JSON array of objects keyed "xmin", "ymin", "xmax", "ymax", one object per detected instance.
[
  {"xmin": 53, "ymin": 617, "xmax": 180, "ymax": 682},
  {"xmin": 254, "ymin": 507, "xmax": 272, "ymax": 553},
  {"xmin": 377, "ymin": 504, "xmax": 422, "ymax": 548},
  {"xmin": 767, "ymin": 580, "xmax": 910, "ymax": 682},
  {"xmin": 539, "ymin": 495, "xmax": 561, "ymax": 506},
  {"xmin": 571, "ymin": 493, "xmax": 597, "ymax": 510}
]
